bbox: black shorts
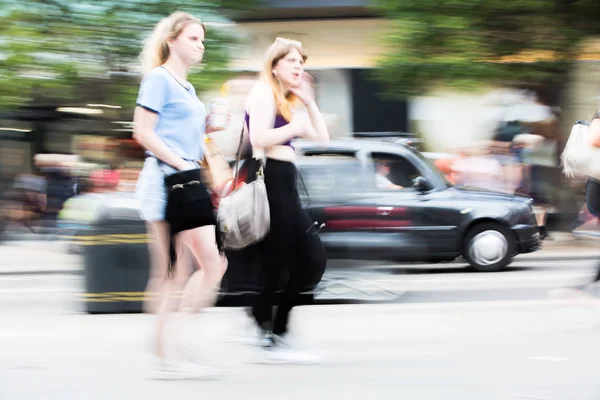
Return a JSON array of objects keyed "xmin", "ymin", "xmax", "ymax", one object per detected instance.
[
  {"xmin": 586, "ymin": 179, "xmax": 600, "ymax": 218},
  {"xmin": 164, "ymin": 168, "xmax": 216, "ymax": 235}
]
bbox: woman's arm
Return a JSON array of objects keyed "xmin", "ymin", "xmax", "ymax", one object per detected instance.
[
  {"xmin": 247, "ymin": 83, "xmax": 305, "ymax": 148},
  {"xmin": 133, "ymin": 70, "xmax": 191, "ymax": 171},
  {"xmin": 290, "ymin": 73, "xmax": 329, "ymax": 142},
  {"xmin": 133, "ymin": 107, "xmax": 190, "ymax": 170},
  {"xmin": 302, "ymin": 100, "xmax": 329, "ymax": 142}
]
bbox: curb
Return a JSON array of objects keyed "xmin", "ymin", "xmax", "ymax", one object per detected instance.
[
  {"xmin": 515, "ymin": 255, "xmax": 600, "ymax": 262},
  {"xmin": 0, "ymin": 232, "xmax": 598, "ymax": 276},
  {"xmin": 1, "ymin": 253, "xmax": 599, "ymax": 277},
  {"xmin": 0, "ymin": 269, "xmax": 83, "ymax": 277}
]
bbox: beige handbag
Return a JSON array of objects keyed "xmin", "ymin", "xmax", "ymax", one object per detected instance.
[
  {"xmin": 217, "ymin": 131, "xmax": 270, "ymax": 250},
  {"xmin": 561, "ymin": 120, "xmax": 600, "ymax": 180}
]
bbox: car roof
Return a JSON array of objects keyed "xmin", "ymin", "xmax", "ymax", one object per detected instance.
[
  {"xmin": 294, "ymin": 139, "xmax": 415, "ymax": 155},
  {"xmin": 297, "ymin": 156, "xmax": 363, "ymax": 167}
]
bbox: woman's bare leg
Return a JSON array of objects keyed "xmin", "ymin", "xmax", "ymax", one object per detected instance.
[
  {"xmin": 165, "ymin": 225, "xmax": 226, "ymax": 360},
  {"xmin": 178, "ymin": 225, "xmax": 227, "ymax": 313},
  {"xmin": 143, "ymin": 221, "xmax": 172, "ymax": 359},
  {"xmin": 533, "ymin": 205, "xmax": 550, "ymax": 239}
]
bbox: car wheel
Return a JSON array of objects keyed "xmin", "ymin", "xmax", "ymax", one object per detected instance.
[{"xmin": 463, "ymin": 222, "xmax": 515, "ymax": 272}]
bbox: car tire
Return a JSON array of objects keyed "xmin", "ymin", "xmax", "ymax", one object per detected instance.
[{"xmin": 463, "ymin": 222, "xmax": 515, "ymax": 272}]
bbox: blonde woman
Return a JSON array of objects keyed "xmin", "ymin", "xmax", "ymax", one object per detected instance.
[
  {"xmin": 244, "ymin": 37, "xmax": 329, "ymax": 363},
  {"xmin": 133, "ymin": 11, "xmax": 227, "ymax": 379}
]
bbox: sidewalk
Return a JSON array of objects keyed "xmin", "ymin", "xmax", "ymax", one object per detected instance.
[
  {"xmin": 539, "ymin": 231, "xmax": 598, "ymax": 248},
  {"xmin": 0, "ymin": 242, "xmax": 81, "ymax": 275},
  {"xmin": 1, "ymin": 302, "xmax": 598, "ymax": 399}
]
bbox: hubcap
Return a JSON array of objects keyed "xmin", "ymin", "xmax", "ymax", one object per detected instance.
[{"xmin": 469, "ymin": 230, "xmax": 508, "ymax": 266}]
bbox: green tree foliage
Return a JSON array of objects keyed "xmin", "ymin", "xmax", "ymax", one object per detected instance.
[
  {"xmin": 0, "ymin": 0, "xmax": 253, "ymax": 109},
  {"xmin": 371, "ymin": 0, "xmax": 600, "ymax": 104}
]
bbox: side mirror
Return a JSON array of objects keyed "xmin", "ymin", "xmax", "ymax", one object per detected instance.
[{"xmin": 412, "ymin": 176, "xmax": 431, "ymax": 193}]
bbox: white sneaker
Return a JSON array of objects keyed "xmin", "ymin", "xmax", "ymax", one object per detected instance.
[
  {"xmin": 258, "ymin": 334, "xmax": 322, "ymax": 365},
  {"xmin": 229, "ymin": 322, "xmax": 273, "ymax": 347},
  {"xmin": 261, "ymin": 347, "xmax": 323, "ymax": 365},
  {"xmin": 148, "ymin": 358, "xmax": 179, "ymax": 380},
  {"xmin": 231, "ymin": 331, "xmax": 270, "ymax": 347},
  {"xmin": 184, "ymin": 363, "xmax": 221, "ymax": 380},
  {"xmin": 149, "ymin": 358, "xmax": 220, "ymax": 380}
]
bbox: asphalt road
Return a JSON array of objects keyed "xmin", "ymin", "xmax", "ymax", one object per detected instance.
[{"xmin": 1, "ymin": 254, "xmax": 599, "ymax": 315}]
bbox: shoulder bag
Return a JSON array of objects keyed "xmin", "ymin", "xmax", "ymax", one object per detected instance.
[
  {"xmin": 217, "ymin": 129, "xmax": 270, "ymax": 250},
  {"xmin": 154, "ymin": 159, "xmax": 216, "ymax": 235},
  {"xmin": 561, "ymin": 120, "xmax": 600, "ymax": 180}
]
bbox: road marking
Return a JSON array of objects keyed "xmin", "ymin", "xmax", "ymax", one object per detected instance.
[
  {"xmin": 527, "ymin": 356, "xmax": 570, "ymax": 362},
  {"xmin": 348, "ymin": 273, "xmax": 595, "ymax": 285},
  {"xmin": 0, "ymin": 276, "xmax": 77, "ymax": 282},
  {"xmin": 0, "ymin": 288, "xmax": 77, "ymax": 294},
  {"xmin": 0, "ymin": 328, "xmax": 20, "ymax": 338}
]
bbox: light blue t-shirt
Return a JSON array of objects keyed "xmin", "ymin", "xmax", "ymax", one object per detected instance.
[{"xmin": 136, "ymin": 66, "xmax": 206, "ymax": 162}]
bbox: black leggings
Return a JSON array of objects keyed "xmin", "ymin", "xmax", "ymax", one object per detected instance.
[
  {"xmin": 252, "ymin": 158, "xmax": 312, "ymax": 335},
  {"xmin": 585, "ymin": 180, "xmax": 600, "ymax": 284}
]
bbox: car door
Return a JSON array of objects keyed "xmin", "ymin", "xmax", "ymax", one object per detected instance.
[
  {"xmin": 362, "ymin": 151, "xmax": 461, "ymax": 260},
  {"xmin": 297, "ymin": 152, "xmax": 396, "ymax": 260}
]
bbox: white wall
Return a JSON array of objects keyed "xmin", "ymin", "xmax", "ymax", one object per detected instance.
[
  {"xmin": 312, "ymin": 69, "xmax": 353, "ymax": 138},
  {"xmin": 231, "ymin": 19, "xmax": 388, "ymax": 71},
  {"xmin": 410, "ymin": 91, "xmax": 499, "ymax": 151}
]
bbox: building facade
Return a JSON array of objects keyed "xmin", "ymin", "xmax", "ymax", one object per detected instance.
[{"xmin": 219, "ymin": 0, "xmax": 409, "ymax": 141}]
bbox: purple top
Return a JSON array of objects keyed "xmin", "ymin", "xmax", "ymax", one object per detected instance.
[{"xmin": 244, "ymin": 112, "xmax": 293, "ymax": 147}]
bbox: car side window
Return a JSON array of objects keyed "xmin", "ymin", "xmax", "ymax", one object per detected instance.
[
  {"xmin": 297, "ymin": 155, "xmax": 370, "ymax": 195},
  {"xmin": 370, "ymin": 152, "xmax": 421, "ymax": 191}
]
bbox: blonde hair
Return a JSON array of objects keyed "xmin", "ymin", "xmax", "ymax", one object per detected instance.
[
  {"xmin": 139, "ymin": 11, "xmax": 205, "ymax": 77},
  {"xmin": 260, "ymin": 39, "xmax": 308, "ymax": 122}
]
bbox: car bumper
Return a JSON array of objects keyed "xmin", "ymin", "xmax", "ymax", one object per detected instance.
[{"xmin": 512, "ymin": 224, "xmax": 542, "ymax": 254}]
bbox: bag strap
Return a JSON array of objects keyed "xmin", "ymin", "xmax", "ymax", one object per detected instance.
[
  {"xmin": 232, "ymin": 128, "xmax": 245, "ymax": 190},
  {"xmin": 233, "ymin": 127, "xmax": 265, "ymax": 189}
]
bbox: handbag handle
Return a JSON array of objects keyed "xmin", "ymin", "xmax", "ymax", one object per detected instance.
[
  {"xmin": 232, "ymin": 128, "xmax": 244, "ymax": 190},
  {"xmin": 233, "ymin": 127, "xmax": 264, "ymax": 190}
]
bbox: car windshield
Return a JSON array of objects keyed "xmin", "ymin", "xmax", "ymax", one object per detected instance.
[{"xmin": 411, "ymin": 149, "xmax": 453, "ymax": 188}]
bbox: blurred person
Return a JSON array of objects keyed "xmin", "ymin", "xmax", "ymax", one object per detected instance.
[
  {"xmin": 488, "ymin": 142, "xmax": 522, "ymax": 195},
  {"xmin": 375, "ymin": 161, "xmax": 404, "ymax": 190},
  {"xmin": 496, "ymin": 113, "xmax": 558, "ymax": 240},
  {"xmin": 0, "ymin": 170, "xmax": 47, "ymax": 235},
  {"xmin": 490, "ymin": 120, "xmax": 528, "ymax": 192},
  {"xmin": 451, "ymin": 147, "xmax": 504, "ymax": 192},
  {"xmin": 434, "ymin": 156, "xmax": 457, "ymax": 184},
  {"xmin": 38, "ymin": 158, "xmax": 77, "ymax": 228},
  {"xmin": 574, "ymin": 110, "xmax": 600, "ymax": 291},
  {"xmin": 133, "ymin": 11, "xmax": 227, "ymax": 379},
  {"xmin": 89, "ymin": 169, "xmax": 120, "ymax": 193},
  {"xmin": 551, "ymin": 110, "xmax": 600, "ymax": 301},
  {"xmin": 244, "ymin": 37, "xmax": 328, "ymax": 363},
  {"xmin": 117, "ymin": 164, "xmax": 141, "ymax": 192},
  {"xmin": 513, "ymin": 133, "xmax": 555, "ymax": 240}
]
